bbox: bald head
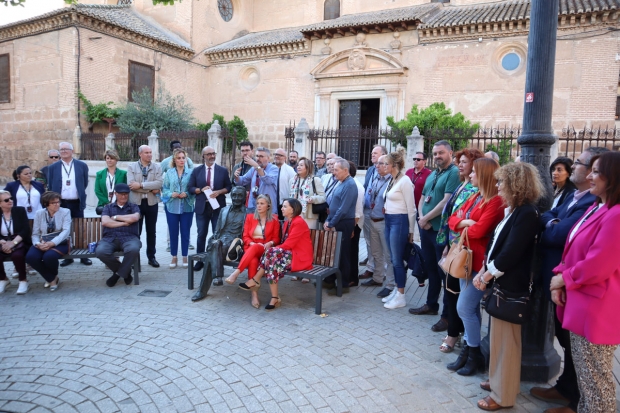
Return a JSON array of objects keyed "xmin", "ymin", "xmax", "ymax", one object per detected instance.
[
  {"xmin": 202, "ymin": 146, "xmax": 216, "ymax": 166},
  {"xmin": 274, "ymin": 148, "xmax": 287, "ymax": 167}
]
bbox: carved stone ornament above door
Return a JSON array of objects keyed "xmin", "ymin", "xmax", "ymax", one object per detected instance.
[{"xmin": 310, "ymin": 47, "xmax": 406, "ymax": 80}]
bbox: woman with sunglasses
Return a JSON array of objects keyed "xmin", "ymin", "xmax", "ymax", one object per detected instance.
[
  {"xmin": 4, "ymin": 165, "xmax": 45, "ymax": 220},
  {"xmin": 0, "ymin": 190, "xmax": 32, "ymax": 294},
  {"xmin": 25, "ymin": 191, "xmax": 71, "ymax": 292}
]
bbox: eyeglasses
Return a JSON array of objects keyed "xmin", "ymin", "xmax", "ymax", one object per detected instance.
[
  {"xmin": 204, "ymin": 152, "xmax": 216, "ymax": 157},
  {"xmin": 2, "ymin": 197, "xmax": 13, "ymax": 203},
  {"xmin": 49, "ymin": 201, "xmax": 61, "ymax": 205},
  {"xmin": 413, "ymin": 158, "xmax": 424, "ymax": 162},
  {"xmin": 59, "ymin": 148, "xmax": 72, "ymax": 152},
  {"xmin": 376, "ymin": 162, "xmax": 389, "ymax": 166},
  {"xmin": 274, "ymin": 154, "xmax": 285, "ymax": 157},
  {"xmin": 573, "ymin": 159, "xmax": 589, "ymax": 167},
  {"xmin": 49, "ymin": 156, "xmax": 59, "ymax": 159}
]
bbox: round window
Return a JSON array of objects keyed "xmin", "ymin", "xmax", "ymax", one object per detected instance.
[
  {"xmin": 218, "ymin": 0, "xmax": 233, "ymax": 22},
  {"xmin": 501, "ymin": 52, "xmax": 521, "ymax": 71}
]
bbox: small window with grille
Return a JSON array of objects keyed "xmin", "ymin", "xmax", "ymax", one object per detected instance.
[
  {"xmin": 0, "ymin": 54, "xmax": 9, "ymax": 104},
  {"xmin": 128, "ymin": 61, "xmax": 155, "ymax": 102},
  {"xmin": 324, "ymin": 0, "xmax": 340, "ymax": 21}
]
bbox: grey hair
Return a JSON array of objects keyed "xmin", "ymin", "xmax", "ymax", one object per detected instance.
[
  {"xmin": 138, "ymin": 145, "xmax": 150, "ymax": 154},
  {"xmin": 47, "ymin": 149, "xmax": 60, "ymax": 156},
  {"xmin": 58, "ymin": 142, "xmax": 73, "ymax": 150},
  {"xmin": 584, "ymin": 146, "xmax": 610, "ymax": 165},
  {"xmin": 373, "ymin": 144, "xmax": 388, "ymax": 155},
  {"xmin": 333, "ymin": 159, "xmax": 349, "ymax": 170},
  {"xmin": 434, "ymin": 140, "xmax": 453, "ymax": 151},
  {"xmin": 256, "ymin": 147, "xmax": 271, "ymax": 156},
  {"xmin": 486, "ymin": 151, "xmax": 500, "ymax": 162}
]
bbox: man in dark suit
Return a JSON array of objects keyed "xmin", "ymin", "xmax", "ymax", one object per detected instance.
[
  {"xmin": 530, "ymin": 146, "xmax": 609, "ymax": 413},
  {"xmin": 47, "ymin": 142, "xmax": 92, "ymax": 267},
  {"xmin": 189, "ymin": 146, "xmax": 232, "ymax": 272}
]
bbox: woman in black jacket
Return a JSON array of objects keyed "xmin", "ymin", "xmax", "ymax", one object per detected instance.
[
  {"xmin": 0, "ymin": 190, "xmax": 33, "ymax": 294},
  {"xmin": 471, "ymin": 162, "xmax": 543, "ymax": 411}
]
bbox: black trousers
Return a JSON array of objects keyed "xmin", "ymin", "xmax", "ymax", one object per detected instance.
[
  {"xmin": 554, "ymin": 304, "xmax": 580, "ymax": 409},
  {"xmin": 138, "ymin": 199, "xmax": 158, "ymax": 259},
  {"xmin": 445, "ymin": 288, "xmax": 464, "ymax": 338},
  {"xmin": 326, "ymin": 218, "xmax": 355, "ymax": 287},
  {"xmin": 348, "ymin": 224, "xmax": 362, "ymax": 286},
  {"xmin": 60, "ymin": 199, "xmax": 84, "ymax": 218}
]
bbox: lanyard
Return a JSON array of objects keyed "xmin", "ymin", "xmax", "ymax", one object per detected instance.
[
  {"xmin": 465, "ymin": 194, "xmax": 483, "ymax": 219},
  {"xmin": 19, "ymin": 183, "xmax": 31, "ymax": 206},
  {"xmin": 2, "ymin": 214, "xmax": 12, "ymax": 237},
  {"xmin": 140, "ymin": 162, "xmax": 151, "ymax": 180},
  {"xmin": 370, "ymin": 176, "xmax": 389, "ymax": 206},
  {"xmin": 107, "ymin": 172, "xmax": 115, "ymax": 190},
  {"xmin": 430, "ymin": 164, "xmax": 454, "ymax": 192},
  {"xmin": 383, "ymin": 172, "xmax": 402, "ymax": 201},
  {"xmin": 412, "ymin": 169, "xmax": 425, "ymax": 186},
  {"xmin": 45, "ymin": 210, "xmax": 56, "ymax": 232},
  {"xmin": 62, "ymin": 160, "xmax": 74, "ymax": 178},
  {"xmin": 325, "ymin": 176, "xmax": 338, "ymax": 195},
  {"xmin": 294, "ymin": 176, "xmax": 308, "ymax": 198}
]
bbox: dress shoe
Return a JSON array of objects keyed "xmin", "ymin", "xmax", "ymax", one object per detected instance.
[
  {"xmin": 60, "ymin": 259, "xmax": 74, "ymax": 267},
  {"xmin": 408, "ymin": 304, "xmax": 439, "ymax": 315},
  {"xmin": 376, "ymin": 288, "xmax": 392, "ymax": 298},
  {"xmin": 193, "ymin": 261, "xmax": 204, "ymax": 271},
  {"xmin": 359, "ymin": 270, "xmax": 373, "ymax": 279},
  {"xmin": 431, "ymin": 317, "xmax": 449, "ymax": 332},
  {"xmin": 327, "ymin": 287, "xmax": 349, "ymax": 296},
  {"xmin": 106, "ymin": 273, "xmax": 120, "ymax": 287},
  {"xmin": 362, "ymin": 279, "xmax": 382, "ymax": 287},
  {"xmin": 124, "ymin": 274, "xmax": 133, "ymax": 285},
  {"xmin": 544, "ymin": 407, "xmax": 575, "ymax": 413},
  {"xmin": 529, "ymin": 386, "xmax": 570, "ymax": 406},
  {"xmin": 81, "ymin": 258, "xmax": 92, "ymax": 266},
  {"xmin": 191, "ymin": 291, "xmax": 206, "ymax": 302},
  {"xmin": 359, "ymin": 258, "xmax": 368, "ymax": 266},
  {"xmin": 213, "ymin": 278, "xmax": 223, "ymax": 286},
  {"xmin": 148, "ymin": 258, "xmax": 160, "ymax": 268}
]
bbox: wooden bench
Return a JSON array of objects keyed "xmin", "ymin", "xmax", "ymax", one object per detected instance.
[
  {"xmin": 187, "ymin": 229, "xmax": 343, "ymax": 314},
  {"xmin": 1, "ymin": 218, "xmax": 141, "ymax": 285}
]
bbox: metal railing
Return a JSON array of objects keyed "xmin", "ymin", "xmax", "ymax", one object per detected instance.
[
  {"xmin": 114, "ymin": 132, "xmax": 150, "ymax": 161},
  {"xmin": 158, "ymin": 130, "xmax": 209, "ymax": 164},
  {"xmin": 81, "ymin": 133, "xmax": 106, "ymax": 161},
  {"xmin": 559, "ymin": 126, "xmax": 620, "ymax": 159}
]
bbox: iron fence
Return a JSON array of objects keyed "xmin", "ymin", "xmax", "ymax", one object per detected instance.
[
  {"xmin": 113, "ymin": 132, "xmax": 150, "ymax": 161},
  {"xmin": 81, "ymin": 133, "xmax": 106, "ymax": 161},
  {"xmin": 158, "ymin": 130, "xmax": 209, "ymax": 164},
  {"xmin": 220, "ymin": 128, "xmax": 238, "ymax": 171},
  {"xmin": 559, "ymin": 126, "xmax": 620, "ymax": 159},
  {"xmin": 284, "ymin": 121, "xmax": 295, "ymax": 155}
]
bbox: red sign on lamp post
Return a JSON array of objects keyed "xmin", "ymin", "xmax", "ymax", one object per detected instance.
[{"xmin": 525, "ymin": 92, "xmax": 534, "ymax": 103}]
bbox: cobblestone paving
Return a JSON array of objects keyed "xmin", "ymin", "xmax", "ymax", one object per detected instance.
[{"xmin": 0, "ymin": 208, "xmax": 616, "ymax": 412}]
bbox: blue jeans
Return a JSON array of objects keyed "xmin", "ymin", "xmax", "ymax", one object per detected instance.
[
  {"xmin": 457, "ymin": 273, "xmax": 485, "ymax": 347},
  {"xmin": 385, "ymin": 214, "xmax": 410, "ymax": 289},
  {"xmin": 195, "ymin": 206, "xmax": 220, "ymax": 254},
  {"xmin": 165, "ymin": 208, "xmax": 193, "ymax": 257},
  {"xmin": 26, "ymin": 244, "xmax": 69, "ymax": 282}
]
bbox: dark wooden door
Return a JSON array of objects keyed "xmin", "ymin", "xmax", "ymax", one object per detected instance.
[{"xmin": 338, "ymin": 100, "xmax": 361, "ymax": 166}]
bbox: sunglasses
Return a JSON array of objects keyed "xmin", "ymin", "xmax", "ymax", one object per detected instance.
[
  {"xmin": 413, "ymin": 158, "xmax": 424, "ymax": 162},
  {"xmin": 49, "ymin": 156, "xmax": 60, "ymax": 159},
  {"xmin": 2, "ymin": 197, "xmax": 13, "ymax": 203}
]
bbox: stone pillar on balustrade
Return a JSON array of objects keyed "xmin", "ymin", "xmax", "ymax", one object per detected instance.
[
  {"xmin": 406, "ymin": 126, "xmax": 424, "ymax": 171},
  {"xmin": 293, "ymin": 118, "xmax": 310, "ymax": 158},
  {"xmin": 208, "ymin": 120, "xmax": 223, "ymax": 165},
  {"xmin": 147, "ymin": 129, "xmax": 159, "ymax": 162},
  {"xmin": 105, "ymin": 133, "xmax": 115, "ymax": 151}
]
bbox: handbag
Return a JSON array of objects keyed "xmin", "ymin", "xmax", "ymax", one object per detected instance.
[
  {"xmin": 484, "ymin": 280, "xmax": 533, "ymax": 325},
  {"xmin": 41, "ymin": 231, "xmax": 68, "ymax": 246},
  {"xmin": 310, "ymin": 178, "xmax": 328, "ymax": 222},
  {"xmin": 440, "ymin": 227, "xmax": 473, "ymax": 279},
  {"xmin": 95, "ymin": 206, "xmax": 104, "ymax": 215},
  {"xmin": 406, "ymin": 241, "xmax": 427, "ymax": 285}
]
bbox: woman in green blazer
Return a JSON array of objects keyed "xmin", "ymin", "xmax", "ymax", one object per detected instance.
[{"xmin": 95, "ymin": 150, "xmax": 127, "ymax": 209}]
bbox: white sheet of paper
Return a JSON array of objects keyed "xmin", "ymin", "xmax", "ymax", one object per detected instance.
[{"xmin": 204, "ymin": 188, "xmax": 220, "ymax": 210}]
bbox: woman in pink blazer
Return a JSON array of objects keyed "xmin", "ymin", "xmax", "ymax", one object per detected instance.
[{"xmin": 550, "ymin": 151, "xmax": 620, "ymax": 413}]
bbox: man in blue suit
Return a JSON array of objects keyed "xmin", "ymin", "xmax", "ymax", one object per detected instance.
[
  {"xmin": 189, "ymin": 146, "xmax": 232, "ymax": 273},
  {"xmin": 47, "ymin": 141, "xmax": 92, "ymax": 266},
  {"xmin": 531, "ymin": 146, "xmax": 609, "ymax": 413}
]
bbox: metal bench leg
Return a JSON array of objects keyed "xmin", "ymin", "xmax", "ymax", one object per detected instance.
[
  {"xmin": 188, "ymin": 256, "xmax": 194, "ymax": 290},
  {"xmin": 133, "ymin": 257, "xmax": 140, "ymax": 285},
  {"xmin": 336, "ymin": 270, "xmax": 342, "ymax": 297},
  {"xmin": 315, "ymin": 277, "xmax": 323, "ymax": 315}
]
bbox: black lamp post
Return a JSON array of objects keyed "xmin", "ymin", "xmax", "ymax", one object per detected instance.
[{"xmin": 517, "ymin": 0, "xmax": 562, "ymax": 382}]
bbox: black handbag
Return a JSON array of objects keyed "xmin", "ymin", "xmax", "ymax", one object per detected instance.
[
  {"xmin": 95, "ymin": 205, "xmax": 105, "ymax": 215},
  {"xmin": 484, "ymin": 270, "xmax": 534, "ymax": 325},
  {"xmin": 310, "ymin": 178, "xmax": 328, "ymax": 222}
]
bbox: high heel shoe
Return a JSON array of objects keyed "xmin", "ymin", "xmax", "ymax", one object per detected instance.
[
  {"xmin": 265, "ymin": 296, "xmax": 281, "ymax": 311},
  {"xmin": 225, "ymin": 270, "xmax": 240, "ymax": 285},
  {"xmin": 182, "ymin": 257, "xmax": 188, "ymax": 268},
  {"xmin": 169, "ymin": 257, "xmax": 178, "ymax": 269},
  {"xmin": 251, "ymin": 295, "xmax": 260, "ymax": 309},
  {"xmin": 239, "ymin": 279, "xmax": 260, "ymax": 291}
]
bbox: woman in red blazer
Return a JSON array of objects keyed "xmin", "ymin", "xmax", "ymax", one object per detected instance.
[
  {"xmin": 225, "ymin": 195, "xmax": 280, "ymax": 308},
  {"xmin": 550, "ymin": 152, "xmax": 620, "ymax": 413},
  {"xmin": 239, "ymin": 198, "xmax": 313, "ymax": 311}
]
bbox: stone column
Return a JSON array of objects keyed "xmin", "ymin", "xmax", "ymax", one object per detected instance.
[
  {"xmin": 105, "ymin": 133, "xmax": 115, "ymax": 151},
  {"xmin": 73, "ymin": 125, "xmax": 82, "ymax": 158},
  {"xmin": 406, "ymin": 126, "xmax": 424, "ymax": 171},
  {"xmin": 148, "ymin": 129, "xmax": 159, "ymax": 162},
  {"xmin": 293, "ymin": 118, "xmax": 310, "ymax": 158},
  {"xmin": 208, "ymin": 120, "xmax": 223, "ymax": 165}
]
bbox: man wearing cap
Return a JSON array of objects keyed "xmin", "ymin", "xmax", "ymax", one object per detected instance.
[{"xmin": 96, "ymin": 183, "xmax": 142, "ymax": 287}]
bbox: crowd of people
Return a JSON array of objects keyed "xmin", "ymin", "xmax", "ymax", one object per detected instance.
[{"xmin": 1, "ymin": 138, "xmax": 619, "ymax": 412}]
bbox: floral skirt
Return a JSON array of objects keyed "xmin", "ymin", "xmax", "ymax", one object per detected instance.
[{"xmin": 258, "ymin": 247, "xmax": 292, "ymax": 284}]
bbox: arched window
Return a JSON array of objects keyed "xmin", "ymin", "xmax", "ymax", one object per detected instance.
[{"xmin": 324, "ymin": 0, "xmax": 340, "ymax": 21}]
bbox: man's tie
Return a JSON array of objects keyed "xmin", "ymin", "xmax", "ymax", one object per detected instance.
[{"xmin": 206, "ymin": 167, "xmax": 212, "ymax": 188}]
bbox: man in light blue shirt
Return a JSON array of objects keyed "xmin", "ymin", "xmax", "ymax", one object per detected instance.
[
  {"xmin": 234, "ymin": 147, "xmax": 278, "ymax": 214},
  {"xmin": 161, "ymin": 140, "xmax": 194, "ymax": 173}
]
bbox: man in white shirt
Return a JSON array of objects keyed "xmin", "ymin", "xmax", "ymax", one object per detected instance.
[{"xmin": 274, "ymin": 148, "xmax": 296, "ymax": 220}]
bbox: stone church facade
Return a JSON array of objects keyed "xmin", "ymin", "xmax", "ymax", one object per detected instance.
[{"xmin": 0, "ymin": 0, "xmax": 619, "ymax": 183}]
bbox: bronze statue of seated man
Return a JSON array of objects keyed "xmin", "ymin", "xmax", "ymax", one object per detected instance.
[{"xmin": 191, "ymin": 186, "xmax": 247, "ymax": 302}]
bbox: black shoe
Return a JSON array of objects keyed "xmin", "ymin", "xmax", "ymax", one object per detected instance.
[
  {"xmin": 124, "ymin": 274, "xmax": 133, "ymax": 285},
  {"xmin": 191, "ymin": 291, "xmax": 206, "ymax": 302},
  {"xmin": 148, "ymin": 258, "xmax": 160, "ymax": 268},
  {"xmin": 193, "ymin": 262, "xmax": 204, "ymax": 271},
  {"xmin": 408, "ymin": 304, "xmax": 439, "ymax": 315},
  {"xmin": 431, "ymin": 317, "xmax": 449, "ymax": 332},
  {"xmin": 81, "ymin": 258, "xmax": 92, "ymax": 266},
  {"xmin": 376, "ymin": 288, "xmax": 393, "ymax": 298},
  {"xmin": 457, "ymin": 345, "xmax": 485, "ymax": 376},
  {"xmin": 327, "ymin": 287, "xmax": 349, "ymax": 296},
  {"xmin": 106, "ymin": 273, "xmax": 120, "ymax": 287},
  {"xmin": 447, "ymin": 343, "xmax": 469, "ymax": 371},
  {"xmin": 362, "ymin": 279, "xmax": 382, "ymax": 287},
  {"xmin": 60, "ymin": 259, "xmax": 74, "ymax": 267},
  {"xmin": 359, "ymin": 258, "xmax": 368, "ymax": 265},
  {"xmin": 213, "ymin": 278, "xmax": 223, "ymax": 286}
]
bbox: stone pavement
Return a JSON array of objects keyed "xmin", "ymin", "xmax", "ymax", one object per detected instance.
[{"xmin": 1, "ymin": 208, "xmax": 618, "ymax": 413}]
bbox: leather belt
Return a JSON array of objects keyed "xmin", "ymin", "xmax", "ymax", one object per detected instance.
[{"xmin": 371, "ymin": 218, "xmax": 384, "ymax": 222}]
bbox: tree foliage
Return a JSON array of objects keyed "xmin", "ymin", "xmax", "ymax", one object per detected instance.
[
  {"xmin": 116, "ymin": 85, "xmax": 196, "ymax": 134},
  {"xmin": 78, "ymin": 91, "xmax": 120, "ymax": 125},
  {"xmin": 2, "ymin": 0, "xmax": 26, "ymax": 6},
  {"xmin": 196, "ymin": 114, "xmax": 249, "ymax": 153},
  {"xmin": 485, "ymin": 140, "xmax": 515, "ymax": 166}
]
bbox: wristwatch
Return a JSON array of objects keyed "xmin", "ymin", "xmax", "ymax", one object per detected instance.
[
  {"xmin": 256, "ymin": 166, "xmax": 262, "ymax": 170},
  {"xmin": 113, "ymin": 215, "xmax": 118, "ymax": 221}
]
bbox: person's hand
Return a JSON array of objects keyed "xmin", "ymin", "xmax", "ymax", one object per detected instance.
[
  {"xmin": 442, "ymin": 246, "xmax": 448, "ymax": 257},
  {"xmin": 234, "ymin": 168, "xmax": 242, "ymax": 178},
  {"xmin": 551, "ymin": 288, "xmax": 566, "ymax": 307},
  {"xmin": 550, "ymin": 274, "xmax": 565, "ymax": 290},
  {"xmin": 1, "ymin": 242, "xmax": 13, "ymax": 254},
  {"xmin": 409, "ymin": 233, "xmax": 414, "ymax": 243},
  {"xmin": 172, "ymin": 192, "xmax": 179, "ymax": 198},
  {"xmin": 460, "ymin": 219, "xmax": 477, "ymax": 228},
  {"xmin": 209, "ymin": 189, "xmax": 221, "ymax": 198},
  {"xmin": 151, "ymin": 189, "xmax": 160, "ymax": 194},
  {"xmin": 128, "ymin": 182, "xmax": 141, "ymax": 191},
  {"xmin": 456, "ymin": 209, "xmax": 464, "ymax": 219},
  {"xmin": 307, "ymin": 198, "xmax": 313, "ymax": 204},
  {"xmin": 244, "ymin": 156, "xmax": 259, "ymax": 169},
  {"xmin": 323, "ymin": 222, "xmax": 330, "ymax": 230},
  {"xmin": 473, "ymin": 274, "xmax": 487, "ymax": 291},
  {"xmin": 179, "ymin": 192, "xmax": 187, "ymax": 199}
]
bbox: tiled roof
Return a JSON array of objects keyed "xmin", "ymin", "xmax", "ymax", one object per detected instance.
[
  {"xmin": 0, "ymin": 4, "xmax": 192, "ymax": 52},
  {"xmin": 205, "ymin": 28, "xmax": 305, "ymax": 53},
  {"xmin": 421, "ymin": 0, "xmax": 620, "ymax": 29}
]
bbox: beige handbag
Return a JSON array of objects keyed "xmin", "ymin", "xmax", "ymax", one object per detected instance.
[{"xmin": 440, "ymin": 227, "xmax": 473, "ymax": 279}]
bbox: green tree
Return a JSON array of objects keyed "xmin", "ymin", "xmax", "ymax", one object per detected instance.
[
  {"xmin": 116, "ymin": 84, "xmax": 196, "ymax": 134},
  {"xmin": 485, "ymin": 140, "xmax": 515, "ymax": 166},
  {"xmin": 386, "ymin": 102, "xmax": 479, "ymax": 152},
  {"xmin": 195, "ymin": 114, "xmax": 248, "ymax": 154},
  {"xmin": 2, "ymin": 0, "xmax": 26, "ymax": 6},
  {"xmin": 78, "ymin": 91, "xmax": 120, "ymax": 125}
]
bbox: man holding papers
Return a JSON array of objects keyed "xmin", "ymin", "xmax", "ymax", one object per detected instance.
[{"xmin": 189, "ymin": 146, "xmax": 232, "ymax": 272}]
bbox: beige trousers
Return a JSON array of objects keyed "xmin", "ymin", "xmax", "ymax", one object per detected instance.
[{"xmin": 489, "ymin": 316, "xmax": 522, "ymax": 407}]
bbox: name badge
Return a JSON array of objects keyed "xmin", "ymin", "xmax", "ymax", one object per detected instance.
[
  {"xmin": 424, "ymin": 195, "xmax": 432, "ymax": 204},
  {"xmin": 108, "ymin": 192, "xmax": 114, "ymax": 199},
  {"xmin": 26, "ymin": 206, "xmax": 32, "ymax": 213},
  {"xmin": 370, "ymin": 203, "xmax": 375, "ymax": 210},
  {"xmin": 65, "ymin": 179, "xmax": 71, "ymax": 186}
]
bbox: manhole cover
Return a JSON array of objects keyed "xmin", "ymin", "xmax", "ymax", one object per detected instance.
[{"xmin": 138, "ymin": 290, "xmax": 171, "ymax": 297}]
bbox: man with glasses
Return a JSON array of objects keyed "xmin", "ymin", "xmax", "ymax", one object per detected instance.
[
  {"xmin": 161, "ymin": 140, "xmax": 194, "ymax": 173},
  {"xmin": 231, "ymin": 141, "xmax": 255, "ymax": 194},
  {"xmin": 320, "ymin": 152, "xmax": 338, "ymax": 189},
  {"xmin": 39, "ymin": 149, "xmax": 60, "ymax": 189},
  {"xmin": 96, "ymin": 183, "xmax": 141, "ymax": 287},
  {"xmin": 405, "ymin": 152, "xmax": 432, "ymax": 209},
  {"xmin": 274, "ymin": 148, "xmax": 296, "ymax": 220},
  {"xmin": 127, "ymin": 145, "xmax": 163, "ymax": 268},
  {"xmin": 234, "ymin": 147, "xmax": 278, "ymax": 214},
  {"xmin": 189, "ymin": 146, "xmax": 232, "ymax": 272},
  {"xmin": 314, "ymin": 151, "xmax": 327, "ymax": 177},
  {"xmin": 47, "ymin": 142, "xmax": 92, "ymax": 267}
]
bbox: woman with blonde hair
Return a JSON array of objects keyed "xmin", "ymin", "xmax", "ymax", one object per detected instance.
[{"xmin": 473, "ymin": 162, "xmax": 543, "ymax": 411}]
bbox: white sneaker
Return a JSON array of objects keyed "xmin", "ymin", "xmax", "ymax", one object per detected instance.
[
  {"xmin": 16, "ymin": 281, "xmax": 28, "ymax": 295},
  {"xmin": 10, "ymin": 272, "xmax": 19, "ymax": 278},
  {"xmin": 382, "ymin": 288, "xmax": 397, "ymax": 303},
  {"xmin": 0, "ymin": 280, "xmax": 9, "ymax": 293},
  {"xmin": 384, "ymin": 291, "xmax": 406, "ymax": 309}
]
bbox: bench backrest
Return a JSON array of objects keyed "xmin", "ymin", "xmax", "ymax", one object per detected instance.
[
  {"xmin": 309, "ymin": 229, "xmax": 342, "ymax": 268},
  {"xmin": 71, "ymin": 217, "xmax": 103, "ymax": 249}
]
